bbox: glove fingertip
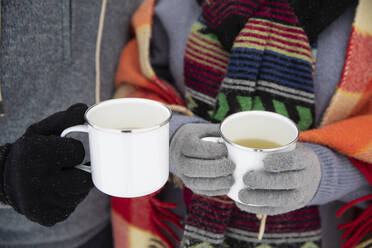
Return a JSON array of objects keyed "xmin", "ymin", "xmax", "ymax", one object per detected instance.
[
  {"xmin": 183, "ymin": 140, "xmax": 228, "ymax": 159},
  {"xmin": 214, "ymin": 143, "xmax": 229, "ymax": 156},
  {"xmin": 80, "ymin": 173, "xmax": 94, "ymax": 192},
  {"xmin": 57, "ymin": 169, "xmax": 93, "ymax": 197},
  {"xmin": 262, "ymin": 154, "xmax": 279, "ymax": 171},
  {"xmin": 67, "ymin": 103, "xmax": 88, "ymax": 117},
  {"xmin": 242, "ymin": 170, "xmax": 255, "ymax": 185},
  {"xmin": 225, "ymin": 158, "xmax": 236, "ymax": 174},
  {"xmin": 238, "ymin": 189, "xmax": 249, "ymax": 204},
  {"xmin": 70, "ymin": 168, "xmax": 93, "ymax": 190},
  {"xmin": 58, "ymin": 138, "xmax": 85, "ymax": 167},
  {"xmin": 263, "ymin": 152, "xmax": 297, "ymax": 172}
]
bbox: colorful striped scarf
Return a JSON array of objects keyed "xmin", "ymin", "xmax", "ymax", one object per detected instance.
[
  {"xmin": 184, "ymin": 1, "xmax": 316, "ymax": 130},
  {"xmin": 183, "ymin": 0, "xmax": 320, "ymax": 247}
]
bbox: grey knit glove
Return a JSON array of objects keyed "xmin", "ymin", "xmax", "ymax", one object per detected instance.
[
  {"xmin": 170, "ymin": 123, "xmax": 235, "ymax": 196},
  {"xmin": 236, "ymin": 143, "xmax": 321, "ymax": 215}
]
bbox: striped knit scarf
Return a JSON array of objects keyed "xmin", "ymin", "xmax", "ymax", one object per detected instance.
[
  {"xmin": 185, "ymin": 0, "xmax": 316, "ymax": 128},
  {"xmin": 183, "ymin": 0, "xmax": 321, "ymax": 247}
]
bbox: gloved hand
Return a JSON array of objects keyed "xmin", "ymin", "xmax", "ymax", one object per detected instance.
[
  {"xmin": 0, "ymin": 104, "xmax": 93, "ymax": 226},
  {"xmin": 170, "ymin": 123, "xmax": 235, "ymax": 196},
  {"xmin": 236, "ymin": 143, "xmax": 321, "ymax": 215}
]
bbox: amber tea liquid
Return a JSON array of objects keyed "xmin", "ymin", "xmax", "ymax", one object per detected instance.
[{"xmin": 233, "ymin": 138, "xmax": 282, "ymax": 149}]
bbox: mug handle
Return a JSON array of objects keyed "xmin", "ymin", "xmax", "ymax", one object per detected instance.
[
  {"xmin": 201, "ymin": 137, "xmax": 224, "ymax": 143},
  {"xmin": 61, "ymin": 125, "xmax": 91, "ymax": 173}
]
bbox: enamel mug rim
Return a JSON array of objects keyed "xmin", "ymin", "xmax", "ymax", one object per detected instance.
[
  {"xmin": 219, "ymin": 110, "xmax": 300, "ymax": 152},
  {"xmin": 84, "ymin": 98, "xmax": 172, "ymax": 133}
]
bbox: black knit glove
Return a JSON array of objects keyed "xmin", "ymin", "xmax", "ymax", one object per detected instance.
[{"xmin": 0, "ymin": 104, "xmax": 93, "ymax": 226}]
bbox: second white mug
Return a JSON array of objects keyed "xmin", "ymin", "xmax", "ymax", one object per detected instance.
[{"xmin": 204, "ymin": 111, "xmax": 299, "ymax": 205}]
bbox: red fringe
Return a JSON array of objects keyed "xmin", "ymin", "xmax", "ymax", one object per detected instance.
[
  {"xmin": 337, "ymin": 158, "xmax": 372, "ymax": 248},
  {"xmin": 150, "ymin": 195, "xmax": 184, "ymax": 247}
]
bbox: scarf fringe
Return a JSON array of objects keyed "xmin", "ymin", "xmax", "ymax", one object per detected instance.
[
  {"xmin": 150, "ymin": 196, "xmax": 185, "ymax": 246},
  {"xmin": 337, "ymin": 158, "xmax": 372, "ymax": 248}
]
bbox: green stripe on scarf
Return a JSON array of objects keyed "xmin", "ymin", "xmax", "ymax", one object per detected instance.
[{"xmin": 183, "ymin": 0, "xmax": 321, "ymax": 247}]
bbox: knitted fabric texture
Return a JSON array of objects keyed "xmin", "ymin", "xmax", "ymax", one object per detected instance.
[
  {"xmin": 299, "ymin": 2, "xmax": 372, "ymax": 244},
  {"xmin": 112, "ymin": 0, "xmax": 185, "ymax": 247},
  {"xmin": 111, "ymin": 191, "xmax": 183, "ymax": 248},
  {"xmin": 194, "ymin": 0, "xmax": 355, "ymax": 51},
  {"xmin": 0, "ymin": 143, "xmax": 11, "ymax": 203},
  {"xmin": 287, "ymin": 0, "xmax": 356, "ymax": 45},
  {"xmin": 114, "ymin": 0, "xmax": 184, "ymax": 106},
  {"xmin": 338, "ymin": 159, "xmax": 372, "ymax": 248},
  {"xmin": 182, "ymin": 195, "xmax": 321, "ymax": 248},
  {"xmin": 183, "ymin": 0, "xmax": 320, "ymax": 247},
  {"xmin": 300, "ymin": 0, "xmax": 372, "ymax": 163},
  {"xmin": 113, "ymin": 0, "xmax": 372, "ymax": 247},
  {"xmin": 185, "ymin": 0, "xmax": 316, "ymax": 131}
]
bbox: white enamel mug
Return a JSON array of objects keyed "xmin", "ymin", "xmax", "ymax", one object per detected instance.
[
  {"xmin": 61, "ymin": 98, "xmax": 172, "ymax": 198},
  {"xmin": 203, "ymin": 111, "xmax": 299, "ymax": 205}
]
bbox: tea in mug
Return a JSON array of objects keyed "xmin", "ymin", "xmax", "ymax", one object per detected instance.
[{"xmin": 233, "ymin": 138, "xmax": 281, "ymax": 149}]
